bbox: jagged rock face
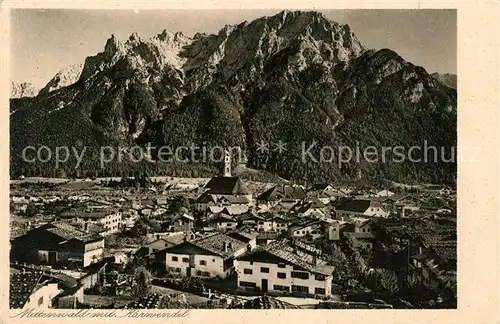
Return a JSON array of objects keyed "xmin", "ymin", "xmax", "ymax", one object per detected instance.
[
  {"xmin": 10, "ymin": 10, "xmax": 457, "ymax": 183},
  {"xmin": 431, "ymin": 72, "xmax": 457, "ymax": 90},
  {"xmin": 11, "ymin": 81, "xmax": 38, "ymax": 99},
  {"xmin": 38, "ymin": 63, "xmax": 83, "ymax": 96}
]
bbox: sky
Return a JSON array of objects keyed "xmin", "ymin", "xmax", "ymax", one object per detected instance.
[{"xmin": 11, "ymin": 9, "xmax": 457, "ymax": 88}]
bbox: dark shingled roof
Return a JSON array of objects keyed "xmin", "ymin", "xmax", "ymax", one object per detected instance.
[
  {"xmin": 257, "ymin": 185, "xmax": 306, "ymax": 202},
  {"xmin": 10, "ymin": 269, "xmax": 43, "ymax": 308},
  {"xmin": 238, "ymin": 238, "xmax": 333, "ymax": 275},
  {"xmin": 164, "ymin": 232, "xmax": 247, "ymax": 260},
  {"xmin": 40, "ymin": 221, "xmax": 104, "ymax": 243},
  {"xmin": 204, "ymin": 177, "xmax": 250, "ymax": 195},
  {"xmin": 336, "ymin": 199, "xmax": 382, "ymax": 213}
]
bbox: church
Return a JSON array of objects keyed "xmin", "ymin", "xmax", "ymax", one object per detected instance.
[{"xmin": 195, "ymin": 150, "xmax": 252, "ymax": 212}]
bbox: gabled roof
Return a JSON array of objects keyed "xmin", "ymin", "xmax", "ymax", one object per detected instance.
[
  {"xmin": 257, "ymin": 185, "xmax": 306, "ymax": 202},
  {"xmin": 237, "ymin": 239, "xmax": 333, "ymax": 275},
  {"xmin": 164, "ymin": 232, "xmax": 246, "ymax": 259},
  {"xmin": 289, "ymin": 219, "xmax": 323, "ymax": 232},
  {"xmin": 239, "ymin": 212, "xmax": 265, "ymax": 222},
  {"xmin": 221, "ymin": 206, "xmax": 249, "ymax": 215},
  {"xmin": 208, "ymin": 213, "xmax": 237, "ymax": 223},
  {"xmin": 336, "ymin": 199, "xmax": 383, "ymax": 213},
  {"xmin": 196, "ymin": 192, "xmax": 217, "ymax": 203},
  {"xmin": 175, "ymin": 213, "xmax": 195, "ymax": 221},
  {"xmin": 226, "ymin": 230, "xmax": 259, "ymax": 243},
  {"xmin": 208, "ymin": 205, "xmax": 249, "ymax": 215},
  {"xmin": 204, "ymin": 177, "xmax": 250, "ymax": 195},
  {"xmin": 297, "ymin": 198, "xmax": 326, "ymax": 213},
  {"xmin": 39, "ymin": 221, "xmax": 104, "ymax": 243}
]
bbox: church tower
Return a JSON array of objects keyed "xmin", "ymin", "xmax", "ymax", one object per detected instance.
[{"xmin": 223, "ymin": 149, "xmax": 231, "ymax": 177}]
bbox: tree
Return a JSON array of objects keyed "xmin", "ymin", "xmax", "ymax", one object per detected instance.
[
  {"xmin": 130, "ymin": 266, "xmax": 152, "ymax": 297},
  {"xmin": 170, "ymin": 195, "xmax": 190, "ymax": 213},
  {"xmin": 366, "ymin": 268, "xmax": 400, "ymax": 295},
  {"xmin": 24, "ymin": 203, "xmax": 37, "ymax": 217}
]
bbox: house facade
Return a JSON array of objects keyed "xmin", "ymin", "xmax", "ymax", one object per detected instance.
[
  {"xmin": 10, "ymin": 270, "xmax": 61, "ymax": 309},
  {"xmin": 335, "ymin": 199, "xmax": 389, "ymax": 218},
  {"xmin": 158, "ymin": 233, "xmax": 248, "ymax": 278},
  {"xmin": 59, "ymin": 209, "xmax": 123, "ymax": 236},
  {"xmin": 11, "ymin": 222, "xmax": 105, "ymax": 267},
  {"xmin": 235, "ymin": 239, "xmax": 334, "ymax": 296}
]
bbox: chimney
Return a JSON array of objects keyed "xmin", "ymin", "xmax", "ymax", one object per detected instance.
[
  {"xmin": 157, "ymin": 234, "xmax": 160, "ymax": 240},
  {"xmin": 247, "ymin": 243, "xmax": 252, "ymax": 252},
  {"xmin": 222, "ymin": 241, "xmax": 228, "ymax": 252},
  {"xmin": 227, "ymin": 242, "xmax": 233, "ymax": 251},
  {"xmin": 84, "ymin": 222, "xmax": 89, "ymax": 233},
  {"xmin": 312, "ymin": 251, "xmax": 318, "ymax": 267}
]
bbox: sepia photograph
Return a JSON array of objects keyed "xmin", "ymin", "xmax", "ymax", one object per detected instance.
[{"xmin": 8, "ymin": 8, "xmax": 459, "ymax": 311}]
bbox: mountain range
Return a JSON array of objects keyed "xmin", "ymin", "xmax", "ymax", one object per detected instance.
[{"xmin": 10, "ymin": 10, "xmax": 457, "ymax": 184}]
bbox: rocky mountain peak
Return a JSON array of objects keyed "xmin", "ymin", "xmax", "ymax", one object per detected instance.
[
  {"xmin": 104, "ymin": 34, "xmax": 125, "ymax": 58},
  {"xmin": 38, "ymin": 63, "xmax": 83, "ymax": 96},
  {"xmin": 11, "ymin": 81, "xmax": 38, "ymax": 99}
]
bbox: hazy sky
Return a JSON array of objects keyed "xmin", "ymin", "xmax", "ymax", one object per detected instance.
[{"xmin": 11, "ymin": 9, "xmax": 456, "ymax": 88}]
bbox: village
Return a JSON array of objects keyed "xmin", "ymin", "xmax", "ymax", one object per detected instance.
[{"xmin": 9, "ymin": 152, "xmax": 457, "ymax": 310}]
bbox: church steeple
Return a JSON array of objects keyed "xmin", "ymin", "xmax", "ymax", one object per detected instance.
[{"xmin": 223, "ymin": 149, "xmax": 231, "ymax": 177}]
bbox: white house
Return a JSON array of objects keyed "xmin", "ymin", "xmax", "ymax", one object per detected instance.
[
  {"xmin": 10, "ymin": 269, "xmax": 61, "ymax": 309},
  {"xmin": 271, "ymin": 215, "xmax": 290, "ymax": 233},
  {"xmin": 335, "ymin": 199, "xmax": 389, "ymax": 219},
  {"xmin": 159, "ymin": 232, "xmax": 249, "ymax": 278},
  {"xmin": 288, "ymin": 220, "xmax": 327, "ymax": 243},
  {"xmin": 205, "ymin": 213, "xmax": 238, "ymax": 232},
  {"xmin": 59, "ymin": 209, "xmax": 123, "ymax": 236},
  {"xmin": 235, "ymin": 239, "xmax": 334, "ymax": 296}
]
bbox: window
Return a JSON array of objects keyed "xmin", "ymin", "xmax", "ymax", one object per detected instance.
[
  {"xmin": 200, "ymin": 260, "xmax": 207, "ymax": 266},
  {"xmin": 362, "ymin": 228, "xmax": 366, "ymax": 232},
  {"xmin": 291, "ymin": 271, "xmax": 309, "ymax": 280},
  {"xmin": 182, "ymin": 258, "xmax": 189, "ymax": 263},
  {"xmin": 315, "ymin": 288, "xmax": 326, "ymax": 295},
  {"xmin": 172, "ymin": 256, "xmax": 178, "ymax": 261},
  {"xmin": 196, "ymin": 270, "xmax": 202, "ymax": 276},
  {"xmin": 260, "ymin": 267, "xmax": 270, "ymax": 273},
  {"xmin": 292, "ymin": 285, "xmax": 309, "ymax": 293},
  {"xmin": 278, "ymin": 263, "xmax": 286, "ymax": 268},
  {"xmin": 277, "ymin": 272, "xmax": 286, "ymax": 279},
  {"xmin": 213, "ymin": 259, "xmax": 216, "ymax": 262},
  {"xmin": 38, "ymin": 296, "xmax": 44, "ymax": 306},
  {"xmin": 315, "ymin": 274, "xmax": 326, "ymax": 281},
  {"xmin": 243, "ymin": 268, "xmax": 253, "ymax": 275},
  {"xmin": 273, "ymin": 285, "xmax": 290, "ymax": 292},
  {"xmin": 203, "ymin": 271, "xmax": 210, "ymax": 277},
  {"xmin": 240, "ymin": 281, "xmax": 257, "ymax": 287},
  {"xmin": 175, "ymin": 267, "xmax": 181, "ymax": 273}
]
